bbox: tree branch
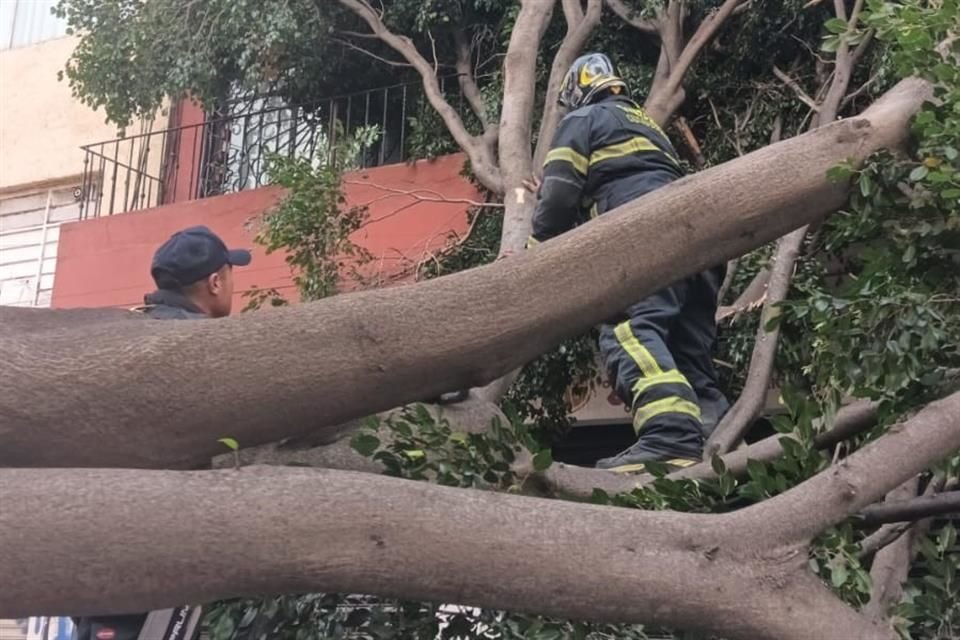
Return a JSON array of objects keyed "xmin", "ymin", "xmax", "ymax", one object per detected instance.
[
  {"xmin": 336, "ymin": 0, "xmax": 502, "ymax": 193},
  {"xmin": 710, "ymin": 27, "xmax": 871, "ymax": 453},
  {"xmin": 495, "ymin": 0, "xmax": 555, "ymax": 255},
  {"xmin": 773, "ymin": 66, "xmax": 821, "ymax": 112},
  {"xmin": 0, "ymin": 465, "xmax": 893, "ymax": 639},
  {"xmin": 858, "ymin": 491, "xmax": 960, "ymax": 526},
  {"xmin": 454, "ymin": 28, "xmax": 490, "ymax": 127},
  {"xmin": 859, "ymin": 477, "xmax": 948, "ymax": 558},
  {"xmin": 561, "ymin": 0, "xmax": 585, "ymax": 23},
  {"xmin": 527, "ymin": 398, "xmax": 879, "ymax": 498},
  {"xmin": 754, "ymin": 391, "xmax": 960, "ymax": 543},
  {"xmin": 645, "ymin": 0, "xmax": 748, "ymax": 127},
  {"xmin": 706, "ymin": 227, "xmax": 806, "ymax": 456},
  {"xmin": 0, "ymin": 79, "xmax": 931, "ymax": 469},
  {"xmin": 863, "ymin": 478, "xmax": 920, "ymax": 626},
  {"xmin": 533, "ymin": 0, "xmax": 603, "ymax": 169},
  {"xmin": 675, "ymin": 116, "xmax": 706, "ymax": 168},
  {"xmin": 343, "ymin": 178, "xmax": 502, "ymax": 208},
  {"xmin": 604, "ymin": 0, "xmax": 658, "ymax": 34},
  {"xmin": 331, "ymin": 37, "xmax": 414, "ymax": 67}
]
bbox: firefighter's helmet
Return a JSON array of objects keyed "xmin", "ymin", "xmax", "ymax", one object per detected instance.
[{"xmin": 559, "ymin": 53, "xmax": 628, "ymax": 110}]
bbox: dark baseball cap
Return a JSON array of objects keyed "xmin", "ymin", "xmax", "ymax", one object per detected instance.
[{"xmin": 151, "ymin": 225, "xmax": 251, "ymax": 289}]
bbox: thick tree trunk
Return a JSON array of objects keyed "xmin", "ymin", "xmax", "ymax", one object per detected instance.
[
  {"xmin": 11, "ymin": 389, "xmax": 958, "ymax": 636},
  {"xmin": 0, "ymin": 79, "xmax": 930, "ymax": 470},
  {"xmin": 0, "ymin": 467, "xmax": 886, "ymax": 640}
]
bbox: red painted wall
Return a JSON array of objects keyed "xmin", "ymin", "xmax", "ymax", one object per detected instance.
[{"xmin": 52, "ymin": 153, "xmax": 478, "ymax": 310}]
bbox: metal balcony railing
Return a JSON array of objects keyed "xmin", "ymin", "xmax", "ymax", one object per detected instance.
[{"xmin": 78, "ymin": 76, "xmax": 473, "ymax": 219}]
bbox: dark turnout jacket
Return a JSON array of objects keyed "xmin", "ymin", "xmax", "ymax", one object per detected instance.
[{"xmin": 530, "ymin": 95, "xmax": 683, "ymax": 244}]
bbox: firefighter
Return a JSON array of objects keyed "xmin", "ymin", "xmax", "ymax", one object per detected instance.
[{"xmin": 528, "ymin": 53, "xmax": 728, "ymax": 472}]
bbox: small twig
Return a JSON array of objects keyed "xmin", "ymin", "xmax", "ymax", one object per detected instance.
[
  {"xmin": 717, "ymin": 257, "xmax": 740, "ymax": 305},
  {"xmin": 332, "ymin": 38, "xmax": 412, "ymax": 68},
  {"xmin": 344, "ymin": 179, "xmax": 503, "ymax": 209},
  {"xmin": 427, "ymin": 29, "xmax": 439, "ymax": 74},
  {"xmin": 674, "ymin": 117, "xmax": 706, "ymax": 168},
  {"xmin": 773, "ymin": 66, "xmax": 821, "ymax": 112},
  {"xmin": 831, "ymin": 441, "xmax": 843, "ymax": 465},
  {"xmin": 840, "ymin": 70, "xmax": 881, "ymax": 110}
]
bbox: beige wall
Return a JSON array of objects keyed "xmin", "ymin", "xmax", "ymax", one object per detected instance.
[
  {"xmin": 0, "ymin": 35, "xmax": 165, "ymax": 198},
  {"xmin": 0, "ymin": 36, "xmax": 165, "ymax": 308},
  {"xmin": 0, "ymin": 36, "xmax": 120, "ymax": 191}
]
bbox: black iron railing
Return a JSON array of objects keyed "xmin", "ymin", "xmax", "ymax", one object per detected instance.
[{"xmin": 78, "ymin": 76, "xmax": 473, "ymax": 219}]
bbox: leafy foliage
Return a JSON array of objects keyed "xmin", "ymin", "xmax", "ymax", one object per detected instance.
[{"xmin": 243, "ymin": 126, "xmax": 379, "ymax": 310}]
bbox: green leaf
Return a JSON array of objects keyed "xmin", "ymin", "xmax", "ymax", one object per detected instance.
[
  {"xmin": 710, "ymin": 454, "xmax": 726, "ymax": 476},
  {"xmin": 403, "ymin": 449, "xmax": 425, "ymax": 460},
  {"xmin": 938, "ymin": 523, "xmax": 956, "ymax": 555},
  {"xmin": 827, "ymin": 162, "xmax": 854, "ymax": 183},
  {"xmin": 832, "ymin": 563, "xmax": 849, "ymax": 588},
  {"xmin": 824, "ymin": 17, "xmax": 848, "ymax": 33},
  {"xmin": 909, "ymin": 165, "xmax": 929, "ymax": 181},
  {"xmin": 351, "ymin": 432, "xmax": 381, "ymax": 457},
  {"xmin": 821, "ymin": 35, "xmax": 841, "ymax": 52},
  {"xmin": 532, "ymin": 448, "xmax": 554, "ymax": 471},
  {"xmin": 217, "ymin": 437, "xmax": 239, "ymax": 451}
]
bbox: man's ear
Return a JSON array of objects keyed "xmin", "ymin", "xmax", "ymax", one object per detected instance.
[{"xmin": 206, "ymin": 271, "xmax": 222, "ymax": 295}]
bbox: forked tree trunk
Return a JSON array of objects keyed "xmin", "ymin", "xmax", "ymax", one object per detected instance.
[
  {"xmin": 0, "ymin": 79, "xmax": 930, "ymax": 472},
  {"xmin": 3, "ymin": 391, "xmax": 956, "ymax": 638}
]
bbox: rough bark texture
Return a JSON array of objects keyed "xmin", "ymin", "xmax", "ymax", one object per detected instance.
[
  {"xmin": 7, "ymin": 391, "xmax": 952, "ymax": 636},
  {"xmin": 0, "ymin": 80, "xmax": 931, "ymax": 470},
  {"xmin": 0, "ymin": 465, "xmax": 877, "ymax": 640}
]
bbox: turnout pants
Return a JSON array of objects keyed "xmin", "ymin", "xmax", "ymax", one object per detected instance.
[{"xmin": 598, "ymin": 265, "xmax": 729, "ymax": 459}]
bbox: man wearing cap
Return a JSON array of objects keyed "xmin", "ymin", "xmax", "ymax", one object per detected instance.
[
  {"xmin": 139, "ymin": 224, "xmax": 252, "ymax": 320},
  {"xmin": 72, "ymin": 226, "xmax": 249, "ymax": 640}
]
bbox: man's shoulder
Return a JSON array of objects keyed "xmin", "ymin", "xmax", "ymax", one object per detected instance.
[{"xmin": 133, "ymin": 304, "xmax": 207, "ymax": 320}]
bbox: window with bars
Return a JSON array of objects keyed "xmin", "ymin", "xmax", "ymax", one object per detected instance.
[{"xmin": 0, "ymin": 184, "xmax": 85, "ymax": 307}]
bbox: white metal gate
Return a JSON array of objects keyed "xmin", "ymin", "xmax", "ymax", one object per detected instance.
[{"xmin": 0, "ymin": 184, "xmax": 83, "ymax": 308}]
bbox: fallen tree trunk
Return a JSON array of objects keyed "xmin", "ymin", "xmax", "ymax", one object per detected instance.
[
  {"xmin": 0, "ymin": 79, "xmax": 931, "ymax": 470},
  {"xmin": 5, "ymin": 391, "xmax": 956, "ymax": 637}
]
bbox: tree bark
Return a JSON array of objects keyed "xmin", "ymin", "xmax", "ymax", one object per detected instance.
[
  {"xmin": 9, "ymin": 391, "xmax": 953, "ymax": 637},
  {"xmin": 755, "ymin": 392, "xmax": 960, "ymax": 543},
  {"xmin": 0, "ymin": 79, "xmax": 931, "ymax": 470},
  {"xmin": 863, "ymin": 478, "xmax": 920, "ymax": 626},
  {"xmin": 859, "ymin": 491, "xmax": 960, "ymax": 526},
  {"xmin": 706, "ymin": 227, "xmax": 805, "ymax": 456},
  {"xmin": 0, "ymin": 469, "xmax": 886, "ymax": 640}
]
